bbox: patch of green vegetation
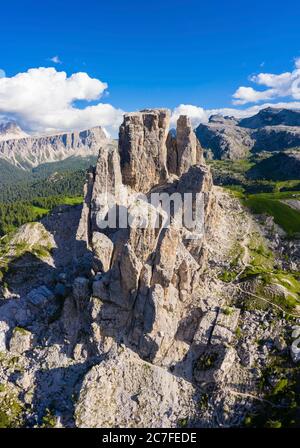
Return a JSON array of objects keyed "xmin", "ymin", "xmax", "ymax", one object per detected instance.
[
  {"xmin": 218, "ymin": 242, "xmax": 245, "ymax": 282},
  {"xmin": 177, "ymin": 418, "xmax": 188, "ymax": 428},
  {"xmin": 41, "ymin": 408, "xmax": 57, "ymax": 428},
  {"xmin": 237, "ymin": 235, "xmax": 300, "ymax": 313},
  {"xmin": 229, "ymin": 242, "xmax": 245, "ymax": 267},
  {"xmin": 195, "ymin": 352, "xmax": 218, "ymax": 371},
  {"xmin": 256, "ymin": 272, "xmax": 300, "ymax": 312},
  {"xmin": 61, "ymin": 196, "xmax": 83, "ymax": 206},
  {"xmin": 242, "ymin": 235, "xmax": 275, "ymax": 278},
  {"xmin": 235, "ymin": 327, "xmax": 243, "ymax": 339},
  {"xmin": 13, "ymin": 327, "xmax": 29, "ymax": 336},
  {"xmin": 223, "ymin": 185, "xmax": 245, "ymax": 198},
  {"xmin": 198, "ymin": 393, "xmax": 209, "ymax": 411},
  {"xmin": 241, "ymin": 270, "xmax": 300, "ymax": 313},
  {"xmin": 248, "ymin": 353, "xmax": 300, "ymax": 428},
  {"xmin": 244, "ymin": 415, "xmax": 254, "ymax": 427},
  {"xmin": 31, "ymin": 244, "xmax": 52, "ymax": 259},
  {"xmin": 208, "ymin": 159, "xmax": 254, "ymax": 176},
  {"xmin": 223, "ymin": 306, "xmax": 235, "ymax": 316},
  {"xmin": 265, "ymin": 420, "xmax": 282, "ymax": 428},
  {"xmin": 272, "ymin": 378, "xmax": 289, "ymax": 395},
  {"xmin": 219, "ymin": 270, "xmax": 237, "ymax": 283},
  {"xmin": 243, "ymin": 196, "xmax": 300, "ymax": 238},
  {"xmin": 0, "ymin": 229, "xmax": 55, "ymax": 284},
  {"xmin": 0, "ymin": 353, "xmax": 22, "ymax": 374},
  {"xmin": 0, "ymin": 385, "xmax": 24, "ymax": 428}
]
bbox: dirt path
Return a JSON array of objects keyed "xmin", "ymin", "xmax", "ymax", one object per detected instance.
[
  {"xmin": 281, "ymin": 199, "xmax": 300, "ymax": 211},
  {"xmin": 226, "ymin": 389, "xmax": 289, "ymax": 408},
  {"xmin": 235, "ymin": 221, "xmax": 252, "ymax": 280}
]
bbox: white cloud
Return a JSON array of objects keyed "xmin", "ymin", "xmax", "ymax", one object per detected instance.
[
  {"xmin": 50, "ymin": 56, "xmax": 62, "ymax": 64},
  {"xmin": 171, "ymin": 104, "xmax": 208, "ymax": 128},
  {"xmin": 233, "ymin": 58, "xmax": 300, "ymax": 104},
  {"xmin": 0, "ymin": 67, "xmax": 124, "ymax": 136},
  {"xmin": 0, "ymin": 69, "xmax": 5, "ymax": 78}
]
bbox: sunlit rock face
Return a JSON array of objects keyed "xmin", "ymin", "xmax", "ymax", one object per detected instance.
[
  {"xmin": 0, "ymin": 125, "xmax": 108, "ymax": 169},
  {"xmin": 78, "ymin": 108, "xmax": 216, "ymax": 370}
]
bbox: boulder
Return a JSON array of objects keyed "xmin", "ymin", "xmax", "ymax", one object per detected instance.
[
  {"xmin": 9, "ymin": 327, "xmax": 33, "ymax": 355},
  {"xmin": 92, "ymin": 232, "xmax": 114, "ymax": 272},
  {"xmin": 75, "ymin": 348, "xmax": 193, "ymax": 428},
  {"xmin": 193, "ymin": 346, "xmax": 236, "ymax": 384}
]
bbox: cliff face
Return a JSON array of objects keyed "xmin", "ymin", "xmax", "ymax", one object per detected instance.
[
  {"xmin": 0, "ymin": 126, "xmax": 108, "ymax": 169},
  {"xmin": 71, "ymin": 109, "xmax": 220, "ymax": 426},
  {"xmin": 195, "ymin": 115, "xmax": 254, "ymax": 160},
  {"xmin": 195, "ymin": 108, "xmax": 300, "ymax": 160},
  {"xmin": 118, "ymin": 109, "xmax": 170, "ymax": 193},
  {"xmin": 77, "ymin": 109, "xmax": 216, "ymax": 368}
]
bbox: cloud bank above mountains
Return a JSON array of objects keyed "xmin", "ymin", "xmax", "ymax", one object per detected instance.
[
  {"xmin": 0, "ymin": 60, "xmax": 300, "ymax": 137},
  {"xmin": 170, "ymin": 101, "xmax": 300, "ymax": 129},
  {"xmin": 0, "ymin": 67, "xmax": 124, "ymax": 136}
]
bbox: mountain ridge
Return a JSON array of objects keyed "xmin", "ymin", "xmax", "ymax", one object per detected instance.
[
  {"xmin": 0, "ymin": 124, "xmax": 108, "ymax": 170},
  {"xmin": 196, "ymin": 107, "xmax": 300, "ymax": 159}
]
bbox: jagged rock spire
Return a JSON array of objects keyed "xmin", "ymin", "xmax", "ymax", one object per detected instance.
[
  {"xmin": 118, "ymin": 109, "xmax": 170, "ymax": 193},
  {"xmin": 167, "ymin": 115, "xmax": 204, "ymax": 176}
]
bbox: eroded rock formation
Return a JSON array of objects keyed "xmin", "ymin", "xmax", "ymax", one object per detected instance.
[
  {"xmin": 119, "ymin": 109, "xmax": 170, "ymax": 193},
  {"xmin": 167, "ymin": 115, "xmax": 204, "ymax": 175},
  {"xmin": 77, "ymin": 109, "xmax": 216, "ymax": 370}
]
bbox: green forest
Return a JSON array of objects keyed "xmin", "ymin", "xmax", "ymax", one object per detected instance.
[{"xmin": 0, "ymin": 156, "xmax": 96, "ymax": 236}]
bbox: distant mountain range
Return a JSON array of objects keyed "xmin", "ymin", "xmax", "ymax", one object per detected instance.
[
  {"xmin": 0, "ymin": 122, "xmax": 108, "ymax": 170},
  {"xmin": 195, "ymin": 107, "xmax": 300, "ymax": 160}
]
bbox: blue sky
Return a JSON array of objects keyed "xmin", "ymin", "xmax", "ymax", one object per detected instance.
[{"xmin": 1, "ymin": 0, "xmax": 300, "ymax": 134}]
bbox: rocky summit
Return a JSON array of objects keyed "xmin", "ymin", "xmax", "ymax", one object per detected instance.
[
  {"xmin": 0, "ymin": 122, "xmax": 29, "ymax": 142},
  {"xmin": 195, "ymin": 107, "xmax": 300, "ymax": 160},
  {"xmin": 0, "ymin": 109, "xmax": 299, "ymax": 429}
]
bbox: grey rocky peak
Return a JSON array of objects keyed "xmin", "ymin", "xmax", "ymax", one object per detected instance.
[
  {"xmin": 239, "ymin": 106, "xmax": 300, "ymax": 128},
  {"xmin": 0, "ymin": 121, "xmax": 29, "ymax": 141},
  {"xmin": 195, "ymin": 107, "xmax": 300, "ymax": 160},
  {"xmin": 176, "ymin": 115, "xmax": 198, "ymax": 174},
  {"xmin": 166, "ymin": 115, "xmax": 203, "ymax": 175},
  {"xmin": 119, "ymin": 109, "xmax": 170, "ymax": 193},
  {"xmin": 209, "ymin": 114, "xmax": 238, "ymax": 125},
  {"xmin": 195, "ymin": 116, "xmax": 254, "ymax": 160},
  {"xmin": 80, "ymin": 108, "xmax": 216, "ymax": 375},
  {"xmin": 0, "ymin": 125, "xmax": 109, "ymax": 169}
]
